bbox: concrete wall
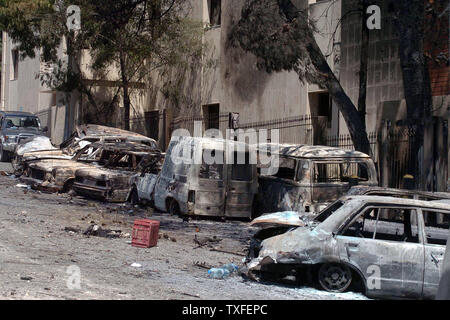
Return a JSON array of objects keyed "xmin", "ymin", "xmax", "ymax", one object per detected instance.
[{"xmin": 339, "ymin": 0, "xmax": 405, "ymax": 133}]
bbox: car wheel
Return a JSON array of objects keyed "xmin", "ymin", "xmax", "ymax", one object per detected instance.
[
  {"xmin": 129, "ymin": 187, "xmax": 139, "ymax": 205},
  {"xmin": 318, "ymin": 263, "xmax": 353, "ymax": 293},
  {"xmin": 168, "ymin": 199, "xmax": 180, "ymax": 216},
  {"xmin": 0, "ymin": 144, "xmax": 8, "ymax": 162}
]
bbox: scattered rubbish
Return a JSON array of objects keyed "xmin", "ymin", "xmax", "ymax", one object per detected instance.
[
  {"xmin": 208, "ymin": 267, "xmax": 230, "ymax": 279},
  {"xmin": 194, "ymin": 235, "xmax": 222, "ymax": 248},
  {"xmin": 64, "ymin": 227, "xmax": 80, "ymax": 233},
  {"xmin": 208, "ymin": 263, "xmax": 239, "ymax": 279},
  {"xmin": 223, "ymin": 263, "xmax": 239, "ymax": 273},
  {"xmin": 131, "ymin": 263, "xmax": 142, "ymax": 268},
  {"xmin": 194, "ymin": 261, "xmax": 213, "ymax": 270},
  {"xmin": 0, "ymin": 170, "xmax": 10, "ymax": 176},
  {"xmin": 83, "ymin": 224, "xmax": 122, "ymax": 238},
  {"xmin": 210, "ymin": 247, "xmax": 246, "ymax": 257},
  {"xmin": 131, "ymin": 219, "xmax": 160, "ymax": 248},
  {"xmin": 16, "ymin": 184, "xmax": 31, "ymax": 190},
  {"xmin": 20, "ymin": 276, "xmax": 33, "ymax": 281}
]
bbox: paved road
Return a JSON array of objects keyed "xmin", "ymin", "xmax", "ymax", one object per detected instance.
[{"xmin": 0, "ymin": 162, "xmax": 367, "ymax": 300}]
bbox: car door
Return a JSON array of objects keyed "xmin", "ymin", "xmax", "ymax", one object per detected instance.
[
  {"xmin": 154, "ymin": 142, "xmax": 177, "ymax": 211},
  {"xmin": 336, "ymin": 206, "xmax": 424, "ymax": 299},
  {"xmin": 225, "ymin": 151, "xmax": 257, "ymax": 218},
  {"xmin": 421, "ymin": 209, "xmax": 449, "ymax": 299}
]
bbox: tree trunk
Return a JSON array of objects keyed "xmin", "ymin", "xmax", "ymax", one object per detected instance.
[
  {"xmin": 119, "ymin": 50, "xmax": 131, "ymax": 131},
  {"xmin": 304, "ymin": 27, "xmax": 371, "ymax": 155},
  {"xmin": 358, "ymin": 0, "xmax": 370, "ymax": 132},
  {"xmin": 391, "ymin": 0, "xmax": 432, "ymax": 189}
]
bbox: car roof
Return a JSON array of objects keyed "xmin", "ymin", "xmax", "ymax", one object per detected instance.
[
  {"xmin": 254, "ymin": 143, "xmax": 370, "ymax": 159},
  {"xmin": 348, "ymin": 186, "xmax": 450, "ymax": 199},
  {"xmin": 0, "ymin": 111, "xmax": 36, "ymax": 117},
  {"xmin": 341, "ymin": 195, "xmax": 450, "ymax": 211}
]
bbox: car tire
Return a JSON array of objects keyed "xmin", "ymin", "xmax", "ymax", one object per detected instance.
[
  {"xmin": 0, "ymin": 144, "xmax": 9, "ymax": 162},
  {"xmin": 129, "ymin": 187, "xmax": 139, "ymax": 205},
  {"xmin": 318, "ymin": 263, "xmax": 353, "ymax": 293},
  {"xmin": 168, "ymin": 199, "xmax": 180, "ymax": 216}
]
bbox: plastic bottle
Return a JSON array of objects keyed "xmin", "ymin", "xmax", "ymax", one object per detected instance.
[
  {"xmin": 208, "ymin": 267, "xmax": 231, "ymax": 279},
  {"xmin": 222, "ymin": 264, "xmax": 239, "ymax": 274}
]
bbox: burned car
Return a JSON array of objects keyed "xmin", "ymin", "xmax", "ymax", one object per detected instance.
[
  {"xmin": 246, "ymin": 196, "xmax": 450, "ymax": 299},
  {"xmin": 20, "ymin": 143, "xmax": 111, "ymax": 193},
  {"xmin": 72, "ymin": 142, "xmax": 162, "ymax": 203},
  {"xmin": 153, "ymin": 136, "xmax": 258, "ymax": 219},
  {"xmin": 12, "ymin": 124, "xmax": 157, "ymax": 175},
  {"xmin": 255, "ymin": 144, "xmax": 378, "ymax": 215}
]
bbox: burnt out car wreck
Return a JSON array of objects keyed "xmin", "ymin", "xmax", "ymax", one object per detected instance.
[
  {"xmin": 245, "ymin": 196, "xmax": 450, "ymax": 299},
  {"xmin": 254, "ymin": 144, "xmax": 378, "ymax": 216},
  {"xmin": 12, "ymin": 124, "xmax": 157, "ymax": 175},
  {"xmin": 73, "ymin": 142, "xmax": 163, "ymax": 203}
]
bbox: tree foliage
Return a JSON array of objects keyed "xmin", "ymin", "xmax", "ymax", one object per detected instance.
[
  {"xmin": 229, "ymin": 0, "xmax": 371, "ymax": 154},
  {"xmin": 0, "ymin": 0, "xmax": 206, "ymax": 128}
]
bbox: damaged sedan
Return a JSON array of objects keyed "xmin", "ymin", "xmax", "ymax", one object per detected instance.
[
  {"xmin": 21, "ymin": 143, "xmax": 109, "ymax": 193},
  {"xmin": 73, "ymin": 142, "xmax": 162, "ymax": 203},
  {"xmin": 246, "ymin": 196, "xmax": 450, "ymax": 299}
]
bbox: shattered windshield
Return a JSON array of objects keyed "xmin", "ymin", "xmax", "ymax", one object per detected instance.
[{"xmin": 314, "ymin": 200, "xmax": 345, "ymax": 223}]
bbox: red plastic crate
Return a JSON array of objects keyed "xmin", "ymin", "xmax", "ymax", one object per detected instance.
[{"xmin": 132, "ymin": 219, "xmax": 160, "ymax": 248}]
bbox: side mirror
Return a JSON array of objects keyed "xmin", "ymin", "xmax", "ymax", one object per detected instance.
[{"xmin": 42, "ymin": 126, "xmax": 48, "ymax": 133}]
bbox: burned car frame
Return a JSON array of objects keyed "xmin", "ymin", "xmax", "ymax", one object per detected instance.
[
  {"xmin": 72, "ymin": 142, "xmax": 162, "ymax": 203},
  {"xmin": 20, "ymin": 143, "xmax": 111, "ymax": 193},
  {"xmin": 255, "ymin": 144, "xmax": 378, "ymax": 215},
  {"xmin": 153, "ymin": 136, "xmax": 259, "ymax": 219},
  {"xmin": 247, "ymin": 196, "xmax": 450, "ymax": 299},
  {"xmin": 12, "ymin": 124, "xmax": 157, "ymax": 175}
]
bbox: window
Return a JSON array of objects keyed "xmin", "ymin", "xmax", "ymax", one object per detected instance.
[
  {"xmin": 208, "ymin": 0, "xmax": 221, "ymax": 26},
  {"xmin": 341, "ymin": 206, "xmax": 419, "ymax": 243},
  {"xmin": 313, "ymin": 161, "xmax": 369, "ymax": 183},
  {"xmin": 203, "ymin": 104, "xmax": 220, "ymax": 130},
  {"xmin": 423, "ymin": 211, "xmax": 449, "ymax": 246},
  {"xmin": 273, "ymin": 158, "xmax": 296, "ymax": 180},
  {"xmin": 199, "ymin": 149, "xmax": 224, "ymax": 180},
  {"xmin": 315, "ymin": 200, "xmax": 344, "ymax": 223},
  {"xmin": 10, "ymin": 49, "xmax": 19, "ymax": 80}
]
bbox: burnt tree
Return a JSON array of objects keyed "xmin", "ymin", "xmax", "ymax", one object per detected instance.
[{"xmin": 230, "ymin": 0, "xmax": 371, "ymax": 155}]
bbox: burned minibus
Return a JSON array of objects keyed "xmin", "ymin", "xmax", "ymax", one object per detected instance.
[
  {"xmin": 153, "ymin": 136, "xmax": 258, "ymax": 218},
  {"xmin": 255, "ymin": 144, "xmax": 378, "ymax": 215}
]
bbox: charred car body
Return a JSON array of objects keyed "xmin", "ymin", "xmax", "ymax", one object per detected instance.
[
  {"xmin": 255, "ymin": 144, "xmax": 378, "ymax": 215},
  {"xmin": 73, "ymin": 142, "xmax": 162, "ymax": 203},
  {"xmin": 13, "ymin": 124, "xmax": 157, "ymax": 175},
  {"xmin": 21, "ymin": 143, "xmax": 112, "ymax": 193},
  {"xmin": 153, "ymin": 136, "xmax": 258, "ymax": 218},
  {"xmin": 246, "ymin": 196, "xmax": 450, "ymax": 299}
]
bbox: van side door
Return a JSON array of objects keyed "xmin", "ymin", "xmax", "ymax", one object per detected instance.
[{"xmin": 225, "ymin": 151, "xmax": 257, "ymax": 218}]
